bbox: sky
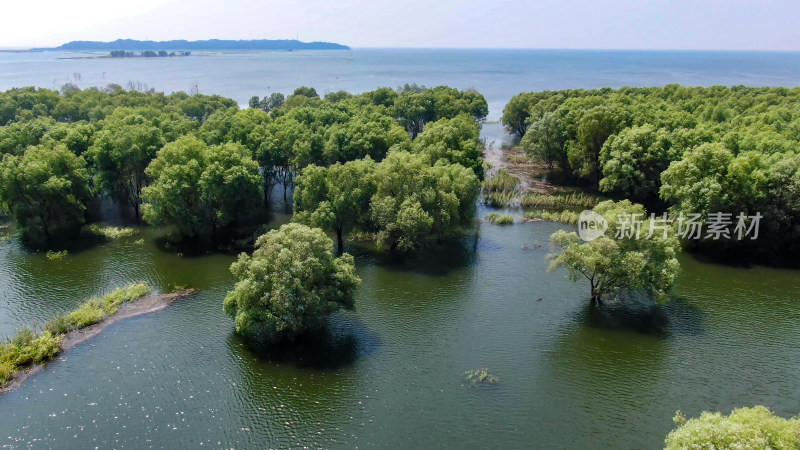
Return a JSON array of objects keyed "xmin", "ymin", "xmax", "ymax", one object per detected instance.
[{"xmin": 2, "ymin": 0, "xmax": 799, "ymax": 50}]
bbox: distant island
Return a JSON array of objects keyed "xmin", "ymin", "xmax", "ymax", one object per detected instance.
[{"xmin": 34, "ymin": 38, "xmax": 350, "ymax": 51}]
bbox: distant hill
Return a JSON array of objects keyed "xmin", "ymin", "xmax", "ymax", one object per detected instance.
[{"xmin": 35, "ymin": 39, "xmax": 350, "ymax": 51}]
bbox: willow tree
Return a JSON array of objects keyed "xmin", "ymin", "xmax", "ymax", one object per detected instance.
[
  {"xmin": 223, "ymin": 223, "xmax": 361, "ymax": 340},
  {"xmin": 549, "ymin": 200, "xmax": 681, "ymax": 305}
]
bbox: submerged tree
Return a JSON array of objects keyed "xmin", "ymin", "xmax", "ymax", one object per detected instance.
[
  {"xmin": 223, "ymin": 223, "xmax": 361, "ymax": 340},
  {"xmin": 141, "ymin": 136, "xmax": 261, "ymax": 239},
  {"xmin": 0, "ymin": 144, "xmax": 91, "ymax": 243},
  {"xmin": 293, "ymin": 158, "xmax": 377, "ymax": 251},
  {"xmin": 548, "ymin": 200, "xmax": 681, "ymax": 305}
]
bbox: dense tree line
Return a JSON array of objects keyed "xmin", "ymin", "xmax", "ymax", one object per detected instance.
[
  {"xmin": 0, "ymin": 84, "xmax": 486, "ymax": 248},
  {"xmin": 505, "ymin": 85, "xmax": 800, "ymax": 255}
]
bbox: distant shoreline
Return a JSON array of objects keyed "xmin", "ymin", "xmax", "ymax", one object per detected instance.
[{"xmin": 30, "ymin": 38, "xmax": 350, "ymax": 52}]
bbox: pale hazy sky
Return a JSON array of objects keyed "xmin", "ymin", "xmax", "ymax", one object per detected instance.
[{"xmin": 2, "ymin": 0, "xmax": 799, "ymax": 50}]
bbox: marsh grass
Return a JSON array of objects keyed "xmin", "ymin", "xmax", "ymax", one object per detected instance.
[
  {"xmin": 483, "ymin": 168, "xmax": 521, "ymax": 193},
  {"xmin": 465, "ymin": 368, "xmax": 499, "ymax": 385},
  {"xmin": 483, "ymin": 191, "xmax": 517, "ymax": 207},
  {"xmin": 87, "ymin": 225, "xmax": 138, "ymax": 240},
  {"xmin": 45, "ymin": 250, "xmax": 68, "ymax": 261},
  {"xmin": 507, "ymin": 154, "xmax": 530, "ymax": 165},
  {"xmin": 133, "ymin": 238, "xmax": 145, "ymax": 245},
  {"xmin": 520, "ymin": 192, "xmax": 598, "ymax": 209},
  {"xmin": 524, "ymin": 209, "xmax": 580, "ymax": 224},
  {"xmin": 485, "ymin": 212, "xmax": 515, "ymax": 225}
]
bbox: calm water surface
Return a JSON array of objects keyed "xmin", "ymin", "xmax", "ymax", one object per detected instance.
[
  {"xmin": 1, "ymin": 49, "xmax": 800, "ymax": 448},
  {"xmin": 1, "ymin": 201, "xmax": 799, "ymax": 448}
]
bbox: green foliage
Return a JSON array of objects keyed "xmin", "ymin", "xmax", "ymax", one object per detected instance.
[
  {"xmin": 87, "ymin": 111, "xmax": 165, "ymax": 217},
  {"xmin": 222, "ymin": 223, "xmax": 361, "ymax": 339},
  {"xmin": 370, "ymin": 151, "xmax": 480, "ymax": 251},
  {"xmin": 0, "ymin": 144, "xmax": 91, "ymax": 244},
  {"xmin": 600, "ymin": 125, "xmax": 680, "ymax": 201},
  {"xmin": 521, "ymin": 111, "xmax": 568, "ymax": 174},
  {"xmin": 485, "ymin": 212, "xmax": 514, "ymax": 225},
  {"xmin": 142, "ymin": 136, "xmax": 262, "ymax": 239},
  {"xmin": 412, "ymin": 114, "xmax": 485, "ymax": 179},
  {"xmin": 294, "ymin": 158, "xmax": 377, "ymax": 249},
  {"xmin": 665, "ymin": 406, "xmax": 800, "ymax": 450},
  {"xmin": 549, "ymin": 200, "xmax": 681, "ymax": 303},
  {"xmin": 520, "ymin": 192, "xmax": 599, "ymax": 209},
  {"xmin": 392, "ymin": 86, "xmax": 488, "ymax": 138}
]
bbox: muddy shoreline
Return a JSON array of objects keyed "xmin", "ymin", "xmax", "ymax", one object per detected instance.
[{"xmin": 0, "ymin": 289, "xmax": 198, "ymax": 395}]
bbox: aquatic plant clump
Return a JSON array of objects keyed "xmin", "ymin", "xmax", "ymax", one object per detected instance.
[
  {"xmin": 0, "ymin": 329, "xmax": 62, "ymax": 386},
  {"xmin": 465, "ymin": 368, "xmax": 499, "ymax": 385},
  {"xmin": 45, "ymin": 250, "xmax": 68, "ymax": 261},
  {"xmin": 524, "ymin": 210, "xmax": 580, "ymax": 224},
  {"xmin": 485, "ymin": 212, "xmax": 514, "ymax": 225},
  {"xmin": 87, "ymin": 224, "xmax": 139, "ymax": 240}
]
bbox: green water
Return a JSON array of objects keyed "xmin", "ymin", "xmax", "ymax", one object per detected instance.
[{"xmin": 1, "ymin": 203, "xmax": 799, "ymax": 449}]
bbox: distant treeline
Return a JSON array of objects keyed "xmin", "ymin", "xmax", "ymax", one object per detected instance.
[
  {"xmin": 37, "ymin": 39, "xmax": 350, "ymax": 51},
  {"xmin": 110, "ymin": 51, "xmax": 190, "ymax": 58}
]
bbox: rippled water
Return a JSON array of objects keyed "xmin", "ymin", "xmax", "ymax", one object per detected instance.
[{"xmin": 1, "ymin": 200, "xmax": 799, "ymax": 448}]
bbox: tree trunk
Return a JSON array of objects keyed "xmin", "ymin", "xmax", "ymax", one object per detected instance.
[{"xmin": 336, "ymin": 227, "xmax": 344, "ymax": 255}]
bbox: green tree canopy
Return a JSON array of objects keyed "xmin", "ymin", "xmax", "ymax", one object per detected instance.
[
  {"xmin": 293, "ymin": 158, "xmax": 377, "ymax": 250},
  {"xmin": 0, "ymin": 144, "xmax": 91, "ymax": 243},
  {"xmin": 412, "ymin": 114, "xmax": 484, "ymax": 179},
  {"xmin": 141, "ymin": 136, "xmax": 262, "ymax": 239},
  {"xmin": 222, "ymin": 223, "xmax": 361, "ymax": 339},
  {"xmin": 549, "ymin": 200, "xmax": 681, "ymax": 304}
]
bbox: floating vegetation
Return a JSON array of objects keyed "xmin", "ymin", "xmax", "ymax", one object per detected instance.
[
  {"xmin": 520, "ymin": 192, "xmax": 599, "ymax": 209},
  {"xmin": 87, "ymin": 225, "xmax": 138, "ymax": 240},
  {"xmin": 483, "ymin": 168, "xmax": 521, "ymax": 194},
  {"xmin": 45, "ymin": 283, "xmax": 151, "ymax": 335},
  {"xmin": 45, "ymin": 250, "xmax": 68, "ymax": 261},
  {"xmin": 524, "ymin": 210, "xmax": 580, "ymax": 225},
  {"xmin": 485, "ymin": 213, "xmax": 514, "ymax": 225},
  {"xmin": 465, "ymin": 368, "xmax": 499, "ymax": 385}
]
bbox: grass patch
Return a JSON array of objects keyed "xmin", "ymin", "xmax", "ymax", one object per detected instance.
[
  {"xmin": 520, "ymin": 192, "xmax": 598, "ymax": 209},
  {"xmin": 524, "ymin": 209, "xmax": 580, "ymax": 224},
  {"xmin": 0, "ymin": 328, "xmax": 62, "ymax": 387},
  {"xmin": 133, "ymin": 238, "xmax": 145, "ymax": 245},
  {"xmin": 87, "ymin": 224, "xmax": 138, "ymax": 240},
  {"xmin": 485, "ymin": 212, "xmax": 515, "ymax": 225},
  {"xmin": 465, "ymin": 368, "xmax": 499, "ymax": 385},
  {"xmin": 45, "ymin": 250, "xmax": 68, "ymax": 261},
  {"xmin": 45, "ymin": 283, "xmax": 151, "ymax": 335},
  {"xmin": 483, "ymin": 168, "xmax": 521, "ymax": 193}
]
